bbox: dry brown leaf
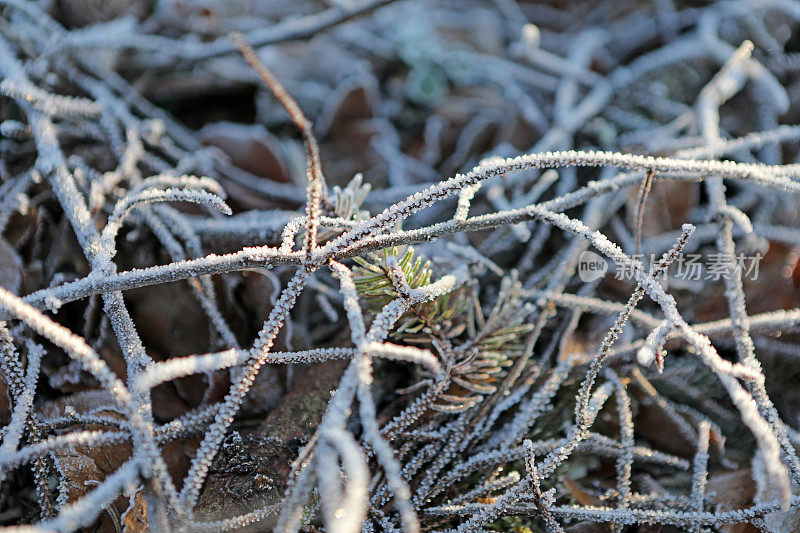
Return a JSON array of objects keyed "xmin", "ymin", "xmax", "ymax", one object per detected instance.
[
  {"xmin": 638, "ymin": 525, "xmax": 663, "ymax": 533},
  {"xmin": 626, "ymin": 181, "xmax": 698, "ymax": 238},
  {"xmin": 41, "ymin": 391, "xmax": 134, "ymax": 531},
  {"xmin": 57, "ymin": 0, "xmax": 148, "ymax": 28},
  {"xmin": 0, "ymin": 372, "xmax": 11, "ymax": 426},
  {"xmin": 195, "ymin": 360, "xmax": 347, "ymax": 527},
  {"xmin": 121, "ymin": 489, "xmax": 148, "ymax": 533},
  {"xmin": 161, "ymin": 436, "xmax": 202, "ymax": 487},
  {"xmin": 630, "ymin": 391, "xmax": 695, "ymax": 457},
  {"xmin": 753, "ymin": 451, "xmax": 800, "ymax": 532},
  {"xmin": 39, "ymin": 389, "xmax": 123, "ymax": 419},
  {"xmin": 0, "ymin": 238, "xmax": 22, "ymax": 293},
  {"xmin": 127, "ymin": 280, "xmax": 211, "ymax": 358},
  {"xmin": 317, "ymin": 77, "xmax": 377, "ymax": 138},
  {"xmin": 743, "ymin": 241, "xmax": 800, "ymax": 315},
  {"xmin": 126, "ymin": 276, "xmax": 213, "ymax": 418},
  {"xmin": 199, "ymin": 123, "xmax": 290, "ymax": 182},
  {"xmin": 563, "ymin": 478, "xmax": 603, "ymax": 507},
  {"xmin": 564, "ymin": 521, "xmax": 610, "ymax": 532},
  {"xmin": 697, "ymin": 240, "xmax": 800, "ymax": 323},
  {"xmin": 706, "ymin": 469, "xmax": 759, "ymax": 533}
]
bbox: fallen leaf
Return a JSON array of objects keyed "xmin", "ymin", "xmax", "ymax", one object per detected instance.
[
  {"xmin": 743, "ymin": 241, "xmax": 800, "ymax": 314},
  {"xmin": 564, "ymin": 521, "xmax": 609, "ymax": 533},
  {"xmin": 0, "ymin": 371, "xmax": 11, "ymax": 426},
  {"xmin": 630, "ymin": 392, "xmax": 696, "ymax": 456},
  {"xmin": 121, "ymin": 489, "xmax": 148, "ymax": 533},
  {"xmin": 753, "ymin": 451, "xmax": 800, "ymax": 533},
  {"xmin": 638, "ymin": 525, "xmax": 662, "ymax": 533},
  {"xmin": 57, "ymin": 0, "xmax": 148, "ymax": 28},
  {"xmin": 317, "ymin": 77, "xmax": 377, "ymax": 138},
  {"xmin": 41, "ymin": 391, "xmax": 134, "ymax": 532},
  {"xmin": 563, "ymin": 478, "xmax": 603, "ymax": 507},
  {"xmin": 0, "ymin": 238, "xmax": 22, "ymax": 293},
  {"xmin": 127, "ymin": 274, "xmax": 212, "ymax": 358},
  {"xmin": 706, "ymin": 469, "xmax": 759, "ymax": 533},
  {"xmin": 195, "ymin": 360, "xmax": 348, "ymax": 527},
  {"xmin": 160, "ymin": 435, "xmax": 202, "ymax": 487},
  {"xmin": 199, "ymin": 122, "xmax": 290, "ymax": 182},
  {"xmin": 627, "ymin": 181, "xmax": 698, "ymax": 239}
]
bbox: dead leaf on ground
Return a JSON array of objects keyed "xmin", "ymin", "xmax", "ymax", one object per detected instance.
[
  {"xmin": 199, "ymin": 122, "xmax": 291, "ymax": 182},
  {"xmin": 0, "ymin": 371, "xmax": 11, "ymax": 426},
  {"xmin": 753, "ymin": 451, "xmax": 800, "ymax": 532},
  {"xmin": 0, "ymin": 238, "xmax": 22, "ymax": 293},
  {"xmin": 629, "ymin": 387, "xmax": 696, "ymax": 457},
  {"xmin": 195, "ymin": 360, "xmax": 347, "ymax": 528},
  {"xmin": 563, "ymin": 478, "xmax": 603, "ymax": 507},
  {"xmin": 317, "ymin": 76, "xmax": 377, "ymax": 138},
  {"xmin": 706, "ymin": 469, "xmax": 758, "ymax": 533},
  {"xmin": 40, "ymin": 391, "xmax": 134, "ymax": 532},
  {"xmin": 697, "ymin": 240, "xmax": 800, "ymax": 323},
  {"xmin": 121, "ymin": 489, "xmax": 148, "ymax": 533},
  {"xmin": 161, "ymin": 436, "xmax": 202, "ymax": 487},
  {"xmin": 564, "ymin": 521, "xmax": 610, "ymax": 532},
  {"xmin": 626, "ymin": 180, "xmax": 698, "ymax": 238},
  {"xmin": 743, "ymin": 241, "xmax": 800, "ymax": 315},
  {"xmin": 127, "ymin": 280, "xmax": 211, "ymax": 358}
]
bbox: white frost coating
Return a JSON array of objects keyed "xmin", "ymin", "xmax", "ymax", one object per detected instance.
[
  {"xmin": 0, "ymin": 1, "xmax": 799, "ymax": 531},
  {"xmin": 636, "ymin": 320, "xmax": 676, "ymax": 368}
]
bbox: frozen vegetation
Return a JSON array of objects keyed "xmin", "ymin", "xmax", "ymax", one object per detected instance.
[{"xmin": 1, "ymin": 0, "xmax": 800, "ymax": 531}]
